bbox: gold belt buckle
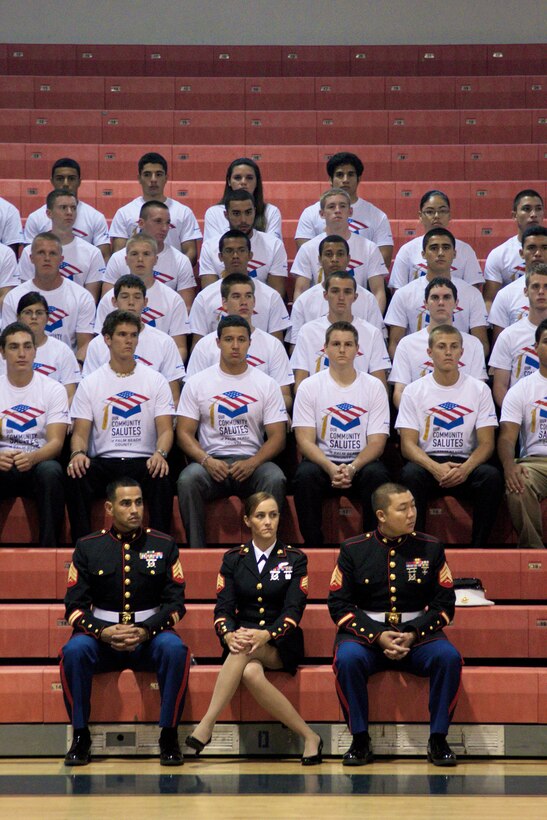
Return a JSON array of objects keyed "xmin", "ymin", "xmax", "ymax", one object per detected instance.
[
  {"xmin": 386, "ymin": 612, "xmax": 401, "ymax": 625},
  {"xmin": 120, "ymin": 611, "xmax": 135, "ymax": 625}
]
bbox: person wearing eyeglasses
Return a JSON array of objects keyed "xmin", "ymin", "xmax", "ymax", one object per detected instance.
[{"xmin": 389, "ymin": 190, "xmax": 483, "ymax": 291}]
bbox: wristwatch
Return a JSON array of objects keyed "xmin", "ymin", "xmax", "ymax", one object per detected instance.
[{"xmin": 156, "ymin": 449, "xmax": 169, "ymax": 459}]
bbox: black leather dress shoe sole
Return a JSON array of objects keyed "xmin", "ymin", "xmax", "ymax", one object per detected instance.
[
  {"xmin": 64, "ymin": 734, "xmax": 91, "ymax": 766},
  {"xmin": 342, "ymin": 744, "xmax": 374, "ymax": 766},
  {"xmin": 427, "ymin": 740, "xmax": 457, "ymax": 767}
]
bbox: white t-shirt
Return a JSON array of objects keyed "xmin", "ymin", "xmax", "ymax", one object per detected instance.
[
  {"xmin": 292, "ymin": 368, "xmax": 390, "ymax": 461},
  {"xmin": 186, "ymin": 327, "xmax": 293, "ymax": 386},
  {"xmin": 83, "ymin": 323, "xmax": 185, "ymax": 382},
  {"xmin": 0, "ymin": 372, "xmax": 69, "ymax": 451},
  {"xmin": 286, "ymin": 281, "xmax": 385, "ymax": 345},
  {"xmin": 291, "ymin": 232, "xmax": 387, "ymax": 287},
  {"xmin": 0, "ymin": 243, "xmax": 20, "ymax": 291},
  {"xmin": 290, "ymin": 315, "xmax": 391, "ymax": 376},
  {"xmin": 295, "ymin": 196, "xmax": 393, "ymax": 248},
  {"xmin": 396, "ymin": 372, "xmax": 498, "ymax": 458},
  {"xmin": 500, "ymin": 369, "xmax": 547, "ymax": 457},
  {"xmin": 2, "ymin": 278, "xmax": 96, "ymax": 351},
  {"xmin": 23, "ymin": 201, "xmax": 110, "ymax": 248},
  {"xmin": 19, "ymin": 237, "xmax": 105, "ymax": 288},
  {"xmin": 189, "ymin": 278, "xmax": 290, "ymax": 337},
  {"xmin": 484, "ymin": 235, "xmax": 526, "ymax": 286},
  {"xmin": 177, "ymin": 364, "xmax": 287, "ymax": 457},
  {"xmin": 95, "ymin": 280, "xmax": 189, "ymax": 337},
  {"xmin": 109, "ymin": 196, "xmax": 202, "ymax": 247},
  {"xmin": 198, "ymin": 230, "xmax": 288, "ymax": 282},
  {"xmin": 71, "ymin": 362, "xmax": 174, "ymax": 458},
  {"xmin": 488, "ymin": 317, "xmax": 539, "ymax": 385},
  {"xmin": 389, "ymin": 235, "xmax": 483, "ymax": 289},
  {"xmin": 384, "ymin": 276, "xmax": 488, "ymax": 334},
  {"xmin": 389, "ymin": 327, "xmax": 487, "ymax": 385},
  {"xmin": 488, "ymin": 276, "xmax": 528, "ymax": 329},
  {"xmin": 102, "ymin": 244, "xmax": 196, "ymax": 292},
  {"xmin": 0, "ymin": 197, "xmax": 23, "ymax": 246},
  {"xmin": 203, "ymin": 202, "xmax": 282, "ymax": 242},
  {"xmin": 0, "ymin": 336, "xmax": 81, "ymax": 385}
]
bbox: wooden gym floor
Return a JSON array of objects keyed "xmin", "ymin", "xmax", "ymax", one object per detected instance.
[{"xmin": 0, "ymin": 757, "xmax": 545, "ymax": 820}]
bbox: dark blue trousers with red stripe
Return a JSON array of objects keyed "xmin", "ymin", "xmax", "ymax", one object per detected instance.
[
  {"xmin": 333, "ymin": 636, "xmax": 462, "ymax": 735},
  {"xmin": 60, "ymin": 631, "xmax": 190, "ymax": 730}
]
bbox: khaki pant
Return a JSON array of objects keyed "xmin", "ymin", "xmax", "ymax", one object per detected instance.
[{"xmin": 506, "ymin": 457, "xmax": 547, "ymax": 548}]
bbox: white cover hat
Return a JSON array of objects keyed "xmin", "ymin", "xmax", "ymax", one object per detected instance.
[{"xmin": 454, "ymin": 578, "xmax": 495, "ymax": 606}]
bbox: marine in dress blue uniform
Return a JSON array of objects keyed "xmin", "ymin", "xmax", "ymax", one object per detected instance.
[
  {"xmin": 60, "ymin": 517, "xmax": 190, "ymax": 764},
  {"xmin": 214, "ymin": 540, "xmax": 308, "ymax": 674},
  {"xmin": 328, "ymin": 495, "xmax": 462, "ymax": 765}
]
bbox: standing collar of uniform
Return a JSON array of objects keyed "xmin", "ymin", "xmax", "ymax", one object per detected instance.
[
  {"xmin": 109, "ymin": 525, "xmax": 145, "ymax": 545},
  {"xmin": 375, "ymin": 528, "xmax": 414, "ymax": 546}
]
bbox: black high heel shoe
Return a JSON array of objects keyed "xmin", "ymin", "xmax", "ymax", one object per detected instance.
[
  {"xmin": 301, "ymin": 737, "xmax": 323, "ymax": 766},
  {"xmin": 185, "ymin": 734, "xmax": 212, "ymax": 755}
]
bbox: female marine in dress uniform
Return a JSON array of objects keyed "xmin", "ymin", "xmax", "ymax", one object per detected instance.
[{"xmin": 185, "ymin": 492, "xmax": 323, "ymax": 764}]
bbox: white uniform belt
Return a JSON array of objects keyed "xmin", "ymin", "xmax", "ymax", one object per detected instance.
[
  {"xmin": 92, "ymin": 606, "xmax": 159, "ymax": 624},
  {"xmin": 364, "ymin": 609, "xmax": 423, "ymax": 624}
]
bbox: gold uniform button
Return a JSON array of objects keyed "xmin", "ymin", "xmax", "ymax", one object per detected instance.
[
  {"xmin": 390, "ymin": 550, "xmax": 396, "ymax": 557},
  {"xmin": 259, "ymin": 620, "xmax": 265, "ymax": 626},
  {"xmin": 390, "ymin": 574, "xmax": 396, "ymax": 580},
  {"xmin": 259, "ymin": 608, "xmax": 265, "ymax": 614},
  {"xmin": 150, "ymin": 570, "xmax": 155, "ymax": 575},
  {"xmin": 364, "ymin": 579, "xmax": 369, "ymax": 584},
  {"xmin": 360, "ymin": 628, "xmax": 364, "ymax": 633},
  {"xmin": 391, "ymin": 606, "xmax": 397, "ymax": 612},
  {"xmin": 368, "ymin": 633, "xmax": 373, "ymax": 638},
  {"xmin": 125, "ymin": 591, "xmax": 131, "ymax": 599},
  {"xmin": 390, "ymin": 561, "xmax": 396, "ymax": 568},
  {"xmin": 124, "ymin": 604, "xmax": 130, "ymax": 611},
  {"xmin": 125, "ymin": 578, "xmax": 131, "ymax": 586},
  {"xmin": 351, "ymin": 622, "xmax": 357, "ymax": 627},
  {"xmin": 123, "ymin": 543, "xmax": 129, "ymax": 549},
  {"xmin": 125, "ymin": 553, "xmax": 131, "ymax": 560},
  {"xmin": 98, "ymin": 570, "xmax": 104, "ymax": 575},
  {"xmin": 277, "ymin": 549, "xmax": 283, "ymax": 554},
  {"xmin": 390, "ymin": 586, "xmax": 396, "ymax": 593},
  {"xmin": 391, "ymin": 596, "xmax": 397, "ymax": 603},
  {"xmin": 417, "ymin": 578, "xmax": 422, "ymax": 584},
  {"xmin": 257, "ymin": 597, "xmax": 263, "ymax": 603},
  {"xmin": 257, "ymin": 583, "xmax": 263, "ymax": 590},
  {"xmin": 124, "ymin": 565, "xmax": 131, "ymax": 572}
]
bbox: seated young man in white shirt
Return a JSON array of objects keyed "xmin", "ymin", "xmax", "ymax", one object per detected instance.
[
  {"xmin": 176, "ymin": 315, "xmax": 287, "ymax": 550},
  {"xmin": 483, "ymin": 188, "xmax": 544, "ymax": 313},
  {"xmin": 2, "ymin": 232, "xmax": 96, "ymax": 362},
  {"xmin": 102, "ymin": 200, "xmax": 196, "ymax": 313},
  {"xmin": 498, "ymin": 316, "xmax": 547, "ymax": 547},
  {"xmin": 23, "ymin": 157, "xmax": 110, "ymax": 262},
  {"xmin": 389, "ymin": 189, "xmax": 483, "ymax": 291},
  {"xmin": 66, "ymin": 310, "xmax": 175, "ymax": 541},
  {"xmin": 84, "ymin": 274, "xmax": 185, "ymax": 405},
  {"xmin": 390, "ymin": 277, "xmax": 487, "ymax": 409},
  {"xmin": 199, "ymin": 189, "xmax": 288, "ymax": 298},
  {"xmin": 189, "ymin": 230, "xmax": 290, "ymax": 345},
  {"xmin": 286, "ymin": 234, "xmax": 384, "ymax": 350},
  {"xmin": 19, "ymin": 189, "xmax": 105, "ymax": 302},
  {"xmin": 295, "ymin": 151, "xmax": 393, "ymax": 267},
  {"xmin": 290, "ymin": 270, "xmax": 390, "ymax": 392},
  {"xmin": 488, "ymin": 226, "xmax": 547, "ymax": 342},
  {"xmin": 109, "ymin": 151, "xmax": 201, "ymax": 266},
  {"xmin": 95, "ymin": 233, "xmax": 189, "ymax": 362},
  {"xmin": 292, "ymin": 188, "xmax": 387, "ymax": 313},
  {"xmin": 292, "ymin": 320, "xmax": 391, "ymax": 546},
  {"xmin": 396, "ymin": 324, "xmax": 503, "ymax": 547},
  {"xmin": 186, "ymin": 273, "xmax": 293, "ymax": 412},
  {"xmin": 385, "ymin": 227, "xmax": 489, "ymax": 360},
  {"xmin": 0, "ymin": 321, "xmax": 69, "ymax": 547},
  {"xmin": 489, "ymin": 263, "xmax": 547, "ymax": 409}
]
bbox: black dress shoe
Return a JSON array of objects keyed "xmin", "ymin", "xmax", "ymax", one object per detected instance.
[
  {"xmin": 427, "ymin": 734, "xmax": 457, "ymax": 767},
  {"xmin": 64, "ymin": 729, "xmax": 91, "ymax": 766},
  {"xmin": 301, "ymin": 737, "xmax": 323, "ymax": 766},
  {"xmin": 185, "ymin": 734, "xmax": 211, "ymax": 755},
  {"xmin": 342, "ymin": 733, "xmax": 373, "ymax": 766},
  {"xmin": 159, "ymin": 729, "xmax": 184, "ymax": 766}
]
